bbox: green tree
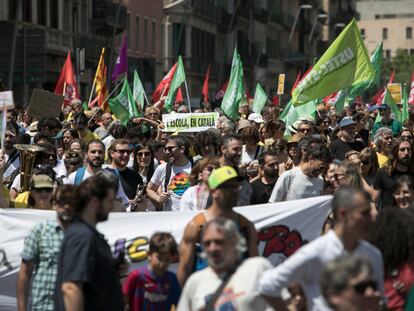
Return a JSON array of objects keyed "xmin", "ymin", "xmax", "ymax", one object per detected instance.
[{"xmin": 382, "ymin": 48, "xmax": 414, "ymax": 86}]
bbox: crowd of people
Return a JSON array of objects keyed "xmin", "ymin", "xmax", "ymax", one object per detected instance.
[{"xmin": 1, "ymin": 94, "xmax": 414, "ymax": 311}]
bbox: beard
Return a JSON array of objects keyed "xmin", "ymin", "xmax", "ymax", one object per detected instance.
[
  {"xmin": 96, "ymin": 207, "xmax": 109, "ymax": 222},
  {"xmin": 57, "ymin": 210, "xmax": 73, "ymax": 224},
  {"xmin": 398, "ymin": 156, "xmax": 411, "ymax": 167},
  {"xmin": 87, "ymin": 157, "xmax": 103, "ymax": 168},
  {"xmin": 264, "ymin": 168, "xmax": 278, "ymax": 179}
]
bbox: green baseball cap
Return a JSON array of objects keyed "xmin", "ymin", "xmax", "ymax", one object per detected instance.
[{"xmin": 208, "ymin": 166, "xmax": 240, "ymax": 190}]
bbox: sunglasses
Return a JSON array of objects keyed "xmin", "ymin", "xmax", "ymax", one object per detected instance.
[
  {"xmin": 298, "ymin": 128, "xmax": 310, "ymax": 133},
  {"xmin": 137, "ymin": 151, "xmax": 151, "ymax": 157},
  {"xmin": 361, "ymin": 159, "xmax": 370, "ymax": 165},
  {"xmin": 352, "ymin": 280, "xmax": 378, "ymax": 295},
  {"xmin": 114, "ymin": 149, "xmax": 131, "ymax": 154},
  {"xmin": 34, "ymin": 188, "xmax": 53, "ymax": 193},
  {"xmin": 164, "ymin": 146, "xmax": 179, "ymax": 152}
]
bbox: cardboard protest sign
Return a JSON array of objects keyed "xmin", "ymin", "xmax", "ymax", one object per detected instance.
[
  {"xmin": 162, "ymin": 112, "xmax": 219, "ymax": 132},
  {"xmin": 387, "ymin": 83, "xmax": 402, "ymax": 104},
  {"xmin": 27, "ymin": 89, "xmax": 64, "ymax": 120},
  {"xmin": 0, "ymin": 91, "xmax": 14, "ymax": 109}
]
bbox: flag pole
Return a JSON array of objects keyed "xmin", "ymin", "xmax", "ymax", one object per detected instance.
[
  {"xmin": 87, "ymin": 76, "xmax": 126, "ymax": 124},
  {"xmin": 184, "ymin": 80, "xmax": 192, "ymax": 113},
  {"xmin": 142, "ymin": 90, "xmax": 150, "ymax": 110},
  {"xmin": 62, "ymin": 82, "xmax": 66, "ymax": 96}
]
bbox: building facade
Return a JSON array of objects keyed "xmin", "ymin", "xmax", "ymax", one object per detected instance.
[
  {"xmin": 357, "ymin": 0, "xmax": 414, "ymax": 58},
  {"xmin": 0, "ymin": 0, "xmax": 127, "ymax": 106}
]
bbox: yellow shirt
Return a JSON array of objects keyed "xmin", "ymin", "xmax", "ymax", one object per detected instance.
[
  {"xmin": 377, "ymin": 152, "xmax": 389, "ymax": 168},
  {"xmin": 80, "ymin": 129, "xmax": 99, "ymax": 144}
]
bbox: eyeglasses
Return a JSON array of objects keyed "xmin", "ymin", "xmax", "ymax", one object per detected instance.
[
  {"xmin": 148, "ymin": 112, "xmax": 158, "ymax": 116},
  {"xmin": 352, "ymin": 280, "xmax": 378, "ymax": 295},
  {"xmin": 137, "ymin": 151, "xmax": 151, "ymax": 157},
  {"xmin": 114, "ymin": 149, "xmax": 131, "ymax": 154},
  {"xmin": 33, "ymin": 188, "xmax": 53, "ymax": 193},
  {"xmin": 164, "ymin": 146, "xmax": 179, "ymax": 152},
  {"xmin": 401, "ymin": 135, "xmax": 413, "ymax": 140}
]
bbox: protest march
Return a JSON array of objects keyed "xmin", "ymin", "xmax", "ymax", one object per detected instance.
[{"xmin": 2, "ymin": 12, "xmax": 414, "ymax": 311}]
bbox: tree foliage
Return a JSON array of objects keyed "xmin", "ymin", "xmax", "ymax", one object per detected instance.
[{"xmin": 382, "ymin": 48, "xmax": 414, "ymax": 87}]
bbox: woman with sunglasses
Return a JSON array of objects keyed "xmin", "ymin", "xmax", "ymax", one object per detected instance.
[
  {"xmin": 371, "ymin": 208, "xmax": 414, "ymax": 311},
  {"xmin": 132, "ymin": 143, "xmax": 158, "ymax": 211},
  {"xmin": 27, "ymin": 173, "xmax": 55, "ymax": 210},
  {"xmin": 359, "ymin": 148, "xmax": 379, "ymax": 187},
  {"xmin": 179, "ymin": 157, "xmax": 219, "ymax": 211}
]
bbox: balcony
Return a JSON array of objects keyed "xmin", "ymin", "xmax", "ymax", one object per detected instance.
[
  {"xmin": 91, "ymin": 0, "xmax": 127, "ymax": 36},
  {"xmin": 270, "ymin": 10, "xmax": 296, "ymax": 29},
  {"xmin": 189, "ymin": 0, "xmax": 223, "ymax": 24}
]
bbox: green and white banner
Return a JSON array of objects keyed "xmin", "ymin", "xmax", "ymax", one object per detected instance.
[{"xmin": 162, "ymin": 112, "xmax": 219, "ymax": 132}]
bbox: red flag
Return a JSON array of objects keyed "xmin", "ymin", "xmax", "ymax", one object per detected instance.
[
  {"xmin": 214, "ymin": 80, "xmax": 229, "ymax": 101},
  {"xmin": 201, "ymin": 65, "xmax": 210, "ymax": 102},
  {"xmin": 55, "ymin": 51, "xmax": 79, "ymax": 106},
  {"xmin": 409, "ymin": 72, "xmax": 414, "ymax": 104},
  {"xmin": 373, "ymin": 69, "xmax": 395, "ymax": 105},
  {"xmin": 291, "ymin": 71, "xmax": 302, "ymax": 94},
  {"xmin": 245, "ymin": 88, "xmax": 252, "ymax": 102},
  {"xmin": 323, "ymin": 91, "xmax": 338, "ymax": 105},
  {"xmin": 175, "ymin": 87, "xmax": 183, "ymax": 103},
  {"xmin": 272, "ymin": 95, "xmax": 279, "ymax": 106},
  {"xmin": 152, "ymin": 63, "xmax": 177, "ymax": 103}
]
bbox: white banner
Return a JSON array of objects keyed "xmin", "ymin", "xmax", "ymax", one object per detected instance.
[
  {"xmin": 162, "ymin": 112, "xmax": 219, "ymax": 132},
  {"xmin": 0, "ymin": 196, "xmax": 332, "ymax": 310}
]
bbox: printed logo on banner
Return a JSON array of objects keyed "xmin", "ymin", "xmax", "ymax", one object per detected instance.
[{"xmin": 258, "ymin": 225, "xmax": 308, "ymax": 264}]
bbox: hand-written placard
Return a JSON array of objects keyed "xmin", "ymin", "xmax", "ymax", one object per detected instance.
[
  {"xmin": 0, "ymin": 91, "xmax": 14, "ymax": 109},
  {"xmin": 27, "ymin": 89, "xmax": 64, "ymax": 120},
  {"xmin": 162, "ymin": 112, "xmax": 219, "ymax": 132}
]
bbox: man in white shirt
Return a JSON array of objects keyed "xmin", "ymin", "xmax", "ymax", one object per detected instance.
[
  {"xmin": 65, "ymin": 139, "xmax": 129, "ymax": 208},
  {"xmin": 146, "ymin": 135, "xmax": 192, "ymax": 211},
  {"xmin": 178, "ymin": 218, "xmax": 271, "ymax": 311},
  {"xmin": 259, "ymin": 187, "xmax": 384, "ymax": 311},
  {"xmin": 269, "ymin": 136, "xmax": 330, "ymax": 202}
]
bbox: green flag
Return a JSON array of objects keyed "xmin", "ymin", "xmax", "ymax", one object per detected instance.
[
  {"xmin": 279, "ymin": 99, "xmax": 317, "ymax": 136},
  {"xmin": 349, "ymin": 42, "xmax": 383, "ymax": 97},
  {"xmin": 382, "ymin": 87, "xmax": 401, "ymax": 121},
  {"xmin": 252, "ymin": 84, "xmax": 267, "ymax": 114},
  {"xmin": 165, "ymin": 56, "xmax": 186, "ymax": 112},
  {"xmin": 401, "ymin": 85, "xmax": 409, "ymax": 123},
  {"xmin": 108, "ymin": 79, "xmax": 138, "ymax": 124},
  {"xmin": 133, "ymin": 70, "xmax": 145, "ymax": 115},
  {"xmin": 292, "ymin": 19, "xmax": 374, "ymax": 106},
  {"xmin": 221, "ymin": 48, "xmax": 245, "ymax": 121}
]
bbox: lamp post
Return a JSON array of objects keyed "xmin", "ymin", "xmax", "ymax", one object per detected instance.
[
  {"xmin": 308, "ymin": 13, "xmax": 328, "ymax": 44},
  {"xmin": 288, "ymin": 4, "xmax": 313, "ymax": 46}
]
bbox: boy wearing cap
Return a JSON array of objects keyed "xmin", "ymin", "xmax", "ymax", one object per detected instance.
[
  {"xmin": 177, "ymin": 166, "xmax": 258, "ymax": 287},
  {"xmin": 330, "ymin": 117, "xmax": 364, "ymax": 161}
]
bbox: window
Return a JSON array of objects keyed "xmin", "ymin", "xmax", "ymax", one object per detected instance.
[
  {"xmin": 382, "ymin": 28, "xmax": 388, "ymax": 40},
  {"xmin": 152, "ymin": 20, "xmax": 156, "ymax": 54},
  {"xmin": 38, "ymin": 0, "xmax": 47, "ymax": 25},
  {"xmin": 22, "ymin": 0, "xmax": 32, "ymax": 22},
  {"xmin": 72, "ymin": 7, "xmax": 78, "ymax": 33},
  {"xmin": 407, "ymin": 27, "xmax": 412, "ymax": 39},
  {"xmin": 50, "ymin": 0, "xmax": 59, "ymax": 28},
  {"xmin": 385, "ymin": 49, "xmax": 391, "ymax": 59},
  {"xmin": 160, "ymin": 23, "xmax": 164, "ymax": 56},
  {"xmin": 410, "ymin": 49, "xmax": 414, "ymax": 55},
  {"xmin": 136, "ymin": 16, "xmax": 140, "ymax": 50},
  {"xmin": 144, "ymin": 18, "xmax": 148, "ymax": 53}
]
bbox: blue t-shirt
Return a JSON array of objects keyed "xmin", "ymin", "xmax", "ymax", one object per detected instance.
[{"xmin": 123, "ymin": 266, "xmax": 181, "ymax": 311}]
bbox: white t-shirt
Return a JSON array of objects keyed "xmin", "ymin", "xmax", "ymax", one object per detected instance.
[
  {"xmin": 179, "ymin": 185, "xmax": 210, "ymax": 211},
  {"xmin": 178, "ymin": 257, "xmax": 273, "ymax": 311},
  {"xmin": 150, "ymin": 161, "xmax": 192, "ymax": 211},
  {"xmin": 3, "ymin": 152, "xmax": 20, "ymax": 180},
  {"xmin": 269, "ymin": 167, "xmax": 324, "ymax": 203},
  {"xmin": 64, "ymin": 167, "xmax": 129, "ymax": 208},
  {"xmin": 259, "ymin": 230, "xmax": 384, "ymax": 311},
  {"xmin": 240, "ymin": 145, "xmax": 262, "ymax": 166}
]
